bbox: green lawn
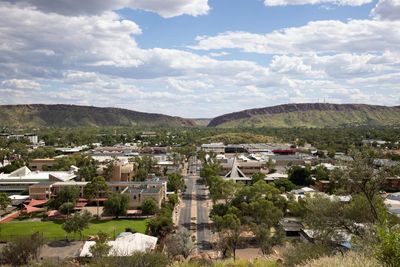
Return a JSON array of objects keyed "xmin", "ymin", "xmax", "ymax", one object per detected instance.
[{"xmin": 0, "ymin": 219, "xmax": 148, "ymax": 241}]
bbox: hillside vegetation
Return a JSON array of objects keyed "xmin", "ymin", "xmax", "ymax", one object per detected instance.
[
  {"xmin": 0, "ymin": 104, "xmax": 196, "ymax": 128},
  {"xmin": 201, "ymin": 132, "xmax": 280, "ymax": 144},
  {"xmin": 208, "ymin": 103, "xmax": 400, "ymax": 128}
]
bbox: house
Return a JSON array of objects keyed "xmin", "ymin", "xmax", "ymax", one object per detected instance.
[
  {"xmin": 280, "ymin": 217, "xmax": 303, "ymax": 237},
  {"xmin": 0, "ymin": 166, "xmax": 77, "ymax": 193},
  {"xmin": 300, "ymin": 229, "xmax": 352, "ymax": 249},
  {"xmin": 80, "ymin": 232, "xmax": 158, "ymax": 257},
  {"xmin": 313, "ymin": 180, "xmax": 331, "ymax": 192}
]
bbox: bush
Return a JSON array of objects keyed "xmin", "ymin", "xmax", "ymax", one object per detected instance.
[
  {"xmin": 1, "ymin": 233, "xmax": 44, "ymax": 266},
  {"xmin": 300, "ymin": 251, "xmax": 381, "ymax": 267},
  {"xmin": 89, "ymin": 251, "xmax": 169, "ymax": 267},
  {"xmin": 282, "ymin": 243, "xmax": 334, "ymax": 267}
]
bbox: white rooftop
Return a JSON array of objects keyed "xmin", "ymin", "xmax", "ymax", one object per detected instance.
[
  {"xmin": 79, "ymin": 233, "xmax": 158, "ymax": 257},
  {"xmin": 0, "ymin": 166, "xmax": 76, "ymax": 183}
]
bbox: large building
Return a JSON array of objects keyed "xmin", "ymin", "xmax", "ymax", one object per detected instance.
[
  {"xmin": 29, "ymin": 179, "xmax": 167, "ymax": 209},
  {"xmin": 0, "ymin": 166, "xmax": 77, "ymax": 193},
  {"xmin": 218, "ymin": 155, "xmax": 266, "ymax": 177},
  {"xmin": 201, "ymin": 143, "xmax": 225, "ymax": 154},
  {"xmin": 111, "ymin": 162, "xmax": 135, "ymax": 182},
  {"xmin": 29, "ymin": 158, "xmax": 56, "ymax": 171}
]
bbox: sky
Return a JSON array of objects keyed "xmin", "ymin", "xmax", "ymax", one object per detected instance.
[{"xmin": 0, "ymin": 0, "xmax": 399, "ymax": 118}]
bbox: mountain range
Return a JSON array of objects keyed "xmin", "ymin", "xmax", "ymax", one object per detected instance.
[
  {"xmin": 1, "ymin": 103, "xmax": 400, "ymax": 128},
  {"xmin": 208, "ymin": 103, "xmax": 400, "ymax": 128},
  {"xmin": 0, "ymin": 104, "xmax": 195, "ymax": 128}
]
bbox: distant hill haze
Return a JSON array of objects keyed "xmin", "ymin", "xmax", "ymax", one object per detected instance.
[
  {"xmin": 207, "ymin": 103, "xmax": 400, "ymax": 128},
  {"xmin": 0, "ymin": 104, "xmax": 196, "ymax": 127}
]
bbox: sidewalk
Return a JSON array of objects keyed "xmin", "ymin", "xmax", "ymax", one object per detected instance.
[{"xmin": 172, "ymin": 194, "xmax": 183, "ymax": 226}]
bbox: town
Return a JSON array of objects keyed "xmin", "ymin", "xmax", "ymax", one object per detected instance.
[
  {"xmin": 1, "ymin": 0, "xmax": 400, "ymax": 266},
  {"xmin": 0, "ymin": 128, "xmax": 399, "ymax": 266}
]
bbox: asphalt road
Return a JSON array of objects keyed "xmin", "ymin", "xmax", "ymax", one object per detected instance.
[
  {"xmin": 196, "ymin": 178, "xmax": 213, "ymax": 251},
  {"xmin": 179, "ymin": 156, "xmax": 213, "ymax": 252}
]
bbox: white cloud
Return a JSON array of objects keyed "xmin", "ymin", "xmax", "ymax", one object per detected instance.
[
  {"xmin": 371, "ymin": 0, "xmax": 400, "ymax": 20},
  {"xmin": 208, "ymin": 52, "xmax": 229, "ymax": 57},
  {"xmin": 1, "ymin": 79, "xmax": 41, "ymax": 90},
  {"xmin": 166, "ymin": 78, "xmax": 212, "ymax": 92},
  {"xmin": 0, "ymin": 2, "xmax": 399, "ymax": 117},
  {"xmin": 2, "ymin": 0, "xmax": 210, "ymax": 18},
  {"xmin": 191, "ymin": 19, "xmax": 400, "ymax": 54},
  {"xmin": 264, "ymin": 0, "xmax": 372, "ymax": 6}
]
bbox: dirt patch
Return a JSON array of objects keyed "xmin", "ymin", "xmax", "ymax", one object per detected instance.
[{"xmin": 39, "ymin": 241, "xmax": 84, "ymax": 259}]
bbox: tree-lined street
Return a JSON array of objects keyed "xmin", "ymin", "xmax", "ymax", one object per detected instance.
[{"xmin": 178, "ymin": 156, "xmax": 213, "ymax": 253}]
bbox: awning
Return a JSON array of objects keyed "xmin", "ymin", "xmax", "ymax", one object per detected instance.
[{"xmin": 23, "ymin": 204, "xmax": 45, "ymax": 214}]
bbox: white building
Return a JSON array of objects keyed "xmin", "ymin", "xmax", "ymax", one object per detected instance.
[{"xmin": 0, "ymin": 166, "xmax": 77, "ymax": 193}]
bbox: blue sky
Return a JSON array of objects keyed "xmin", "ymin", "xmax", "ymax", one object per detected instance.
[{"xmin": 0, "ymin": 0, "xmax": 399, "ymax": 118}]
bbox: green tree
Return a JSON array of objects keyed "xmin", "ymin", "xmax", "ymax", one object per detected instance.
[
  {"xmin": 251, "ymin": 172, "xmax": 266, "ymax": 184},
  {"xmin": 273, "ymin": 179, "xmax": 296, "ymax": 192},
  {"xmin": 89, "ymin": 231, "xmax": 112, "ymax": 259},
  {"xmin": 288, "ymin": 165, "xmax": 312, "ymax": 186},
  {"xmin": 213, "ymin": 213, "xmax": 243, "ymax": 261},
  {"xmin": 165, "ymin": 227, "xmax": 194, "ymax": 259},
  {"xmin": 104, "ymin": 193, "xmax": 129, "ymax": 219},
  {"xmin": 84, "ymin": 176, "xmax": 108, "ymax": 218},
  {"xmin": 168, "ymin": 193, "xmax": 179, "ymax": 207},
  {"xmin": 147, "ymin": 209, "xmax": 174, "ymax": 238},
  {"xmin": 49, "ymin": 185, "xmax": 80, "ymax": 210},
  {"xmin": 253, "ymin": 224, "xmax": 284, "ymax": 255},
  {"xmin": 59, "ymin": 202, "xmax": 75, "ymax": 216},
  {"xmin": 62, "ymin": 210, "xmax": 91, "ymax": 240},
  {"xmin": 140, "ymin": 198, "xmax": 159, "ymax": 215},
  {"xmin": 314, "ymin": 165, "xmax": 330, "ymax": 181},
  {"xmin": 209, "ymin": 177, "xmax": 241, "ymax": 204},
  {"xmin": 334, "ymin": 149, "xmax": 388, "ymax": 223},
  {"xmin": 0, "ymin": 192, "xmax": 11, "ymax": 211},
  {"xmin": 240, "ymin": 198, "xmax": 283, "ymax": 227},
  {"xmin": 375, "ymin": 225, "xmax": 400, "ymax": 267},
  {"xmin": 167, "ymin": 173, "xmax": 185, "ymax": 193}
]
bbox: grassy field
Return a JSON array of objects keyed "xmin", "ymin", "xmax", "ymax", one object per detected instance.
[{"xmin": 0, "ymin": 219, "xmax": 148, "ymax": 241}]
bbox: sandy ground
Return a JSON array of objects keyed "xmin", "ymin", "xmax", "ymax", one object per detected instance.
[
  {"xmin": 39, "ymin": 240, "xmax": 84, "ymax": 259},
  {"xmin": 235, "ymin": 248, "xmax": 264, "ymax": 260}
]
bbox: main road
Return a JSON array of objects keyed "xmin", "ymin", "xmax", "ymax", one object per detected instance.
[{"xmin": 178, "ymin": 156, "xmax": 213, "ymax": 253}]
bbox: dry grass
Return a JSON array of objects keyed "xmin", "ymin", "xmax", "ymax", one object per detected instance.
[{"xmin": 299, "ymin": 251, "xmax": 382, "ymax": 267}]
